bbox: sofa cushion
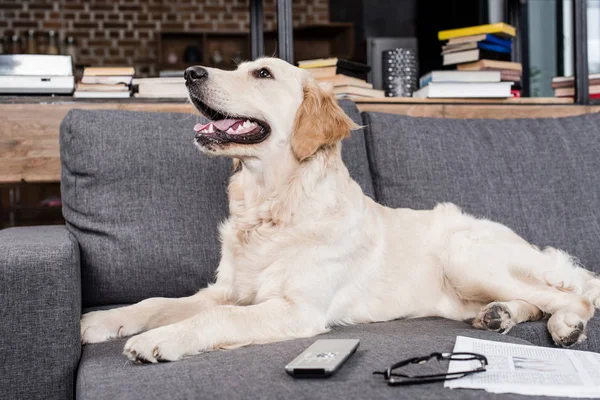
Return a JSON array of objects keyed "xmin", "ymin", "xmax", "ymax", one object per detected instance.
[
  {"xmin": 61, "ymin": 101, "xmax": 372, "ymax": 307},
  {"xmin": 77, "ymin": 318, "xmax": 544, "ymax": 400},
  {"xmin": 363, "ymin": 112, "xmax": 600, "ymax": 274},
  {"xmin": 510, "ymin": 315, "xmax": 600, "ymax": 352}
]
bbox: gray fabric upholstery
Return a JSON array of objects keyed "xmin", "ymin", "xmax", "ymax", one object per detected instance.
[
  {"xmin": 510, "ymin": 316, "xmax": 600, "ymax": 352},
  {"xmin": 77, "ymin": 318, "xmax": 566, "ymax": 400},
  {"xmin": 0, "ymin": 226, "xmax": 81, "ymax": 400},
  {"xmin": 363, "ymin": 112, "xmax": 600, "ymax": 275},
  {"xmin": 60, "ymin": 109, "xmax": 231, "ymax": 307},
  {"xmin": 338, "ymin": 99, "xmax": 375, "ymax": 199},
  {"xmin": 60, "ymin": 104, "xmax": 371, "ymax": 307}
]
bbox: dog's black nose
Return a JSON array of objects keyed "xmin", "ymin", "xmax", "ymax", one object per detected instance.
[{"xmin": 185, "ymin": 66, "xmax": 208, "ymax": 83}]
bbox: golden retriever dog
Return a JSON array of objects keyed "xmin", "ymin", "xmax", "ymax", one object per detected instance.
[{"xmin": 81, "ymin": 58, "xmax": 600, "ymax": 363}]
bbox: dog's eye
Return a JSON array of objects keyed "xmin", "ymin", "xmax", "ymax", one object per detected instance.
[{"xmin": 256, "ymin": 68, "xmax": 273, "ymax": 79}]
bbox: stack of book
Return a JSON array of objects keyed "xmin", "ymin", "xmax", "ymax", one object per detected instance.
[
  {"xmin": 298, "ymin": 58, "xmax": 384, "ymax": 99},
  {"xmin": 552, "ymin": 73, "xmax": 600, "ymax": 99},
  {"xmin": 414, "ymin": 23, "xmax": 522, "ymax": 99},
  {"xmin": 74, "ymin": 67, "xmax": 134, "ymax": 98},
  {"xmin": 413, "ymin": 70, "xmax": 513, "ymax": 98},
  {"xmin": 133, "ymin": 77, "xmax": 187, "ymax": 98}
]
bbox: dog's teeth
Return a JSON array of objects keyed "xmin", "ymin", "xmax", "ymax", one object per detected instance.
[
  {"xmin": 243, "ymin": 120, "xmax": 251, "ymax": 128},
  {"xmin": 208, "ymin": 124, "xmax": 214, "ymax": 133},
  {"xmin": 227, "ymin": 127, "xmax": 235, "ymax": 134},
  {"xmin": 235, "ymin": 124, "xmax": 243, "ymax": 131}
]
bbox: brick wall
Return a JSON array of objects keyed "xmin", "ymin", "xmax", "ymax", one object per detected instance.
[{"xmin": 0, "ymin": 0, "xmax": 329, "ymax": 76}]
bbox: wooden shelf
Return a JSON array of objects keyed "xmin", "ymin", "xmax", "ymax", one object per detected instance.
[
  {"xmin": 350, "ymin": 97, "xmax": 575, "ymax": 104},
  {"xmin": 157, "ymin": 23, "xmax": 355, "ymax": 71},
  {"xmin": 1, "ymin": 97, "xmax": 598, "ymax": 183}
]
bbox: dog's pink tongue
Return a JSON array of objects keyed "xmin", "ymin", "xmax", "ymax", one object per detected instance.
[{"xmin": 213, "ymin": 119, "xmax": 241, "ymax": 131}]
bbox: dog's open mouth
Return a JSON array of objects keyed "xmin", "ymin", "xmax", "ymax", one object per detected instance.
[{"xmin": 192, "ymin": 97, "xmax": 270, "ymax": 146}]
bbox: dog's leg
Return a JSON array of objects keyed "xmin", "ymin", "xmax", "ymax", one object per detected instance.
[
  {"xmin": 445, "ymin": 231, "xmax": 595, "ymax": 347},
  {"xmin": 81, "ymin": 285, "xmax": 229, "ymax": 344},
  {"xmin": 472, "ymin": 300, "xmax": 544, "ymax": 334},
  {"xmin": 123, "ymin": 298, "xmax": 328, "ymax": 363},
  {"xmin": 582, "ymin": 270, "xmax": 600, "ymax": 308},
  {"xmin": 468, "ymin": 279, "xmax": 593, "ymax": 347}
]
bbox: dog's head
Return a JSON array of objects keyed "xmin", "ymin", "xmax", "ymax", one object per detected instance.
[{"xmin": 185, "ymin": 57, "xmax": 359, "ymax": 161}]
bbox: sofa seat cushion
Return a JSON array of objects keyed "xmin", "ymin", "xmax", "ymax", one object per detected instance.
[
  {"xmin": 510, "ymin": 315, "xmax": 600, "ymax": 352},
  {"xmin": 77, "ymin": 318, "xmax": 556, "ymax": 400},
  {"xmin": 363, "ymin": 112, "xmax": 600, "ymax": 275},
  {"xmin": 60, "ymin": 101, "xmax": 372, "ymax": 307}
]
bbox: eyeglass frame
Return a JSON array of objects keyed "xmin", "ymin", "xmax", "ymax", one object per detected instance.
[{"xmin": 373, "ymin": 352, "xmax": 488, "ymax": 386}]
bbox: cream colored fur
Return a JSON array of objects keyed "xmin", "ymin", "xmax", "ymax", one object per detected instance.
[{"xmin": 81, "ymin": 58, "xmax": 600, "ymax": 363}]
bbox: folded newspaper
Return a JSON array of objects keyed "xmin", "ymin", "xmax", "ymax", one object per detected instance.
[{"xmin": 445, "ymin": 336, "xmax": 600, "ymax": 397}]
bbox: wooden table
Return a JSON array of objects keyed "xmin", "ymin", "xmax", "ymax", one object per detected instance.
[{"xmin": 1, "ymin": 96, "xmax": 599, "ymax": 184}]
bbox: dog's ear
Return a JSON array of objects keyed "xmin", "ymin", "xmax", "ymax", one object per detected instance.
[{"xmin": 291, "ymin": 79, "xmax": 360, "ymax": 161}]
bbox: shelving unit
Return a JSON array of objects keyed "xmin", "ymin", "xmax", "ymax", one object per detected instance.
[{"xmin": 157, "ymin": 23, "xmax": 354, "ymax": 72}]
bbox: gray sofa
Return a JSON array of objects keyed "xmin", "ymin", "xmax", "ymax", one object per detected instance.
[{"xmin": 2, "ymin": 101, "xmax": 600, "ymax": 400}]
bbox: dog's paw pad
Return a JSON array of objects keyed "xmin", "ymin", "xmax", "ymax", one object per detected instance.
[
  {"xmin": 554, "ymin": 328, "xmax": 586, "ymax": 347},
  {"xmin": 548, "ymin": 313, "xmax": 588, "ymax": 348},
  {"xmin": 473, "ymin": 302, "xmax": 515, "ymax": 333}
]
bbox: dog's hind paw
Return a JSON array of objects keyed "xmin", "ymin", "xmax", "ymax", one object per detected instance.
[
  {"xmin": 472, "ymin": 302, "xmax": 515, "ymax": 334},
  {"xmin": 548, "ymin": 312, "xmax": 587, "ymax": 347}
]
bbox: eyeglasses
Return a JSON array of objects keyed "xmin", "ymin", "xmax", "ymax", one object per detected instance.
[{"xmin": 373, "ymin": 352, "xmax": 488, "ymax": 386}]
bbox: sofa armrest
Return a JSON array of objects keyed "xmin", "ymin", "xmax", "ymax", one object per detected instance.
[{"xmin": 0, "ymin": 226, "xmax": 81, "ymax": 400}]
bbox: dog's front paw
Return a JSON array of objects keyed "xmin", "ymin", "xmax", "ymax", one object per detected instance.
[
  {"xmin": 81, "ymin": 309, "xmax": 144, "ymax": 344},
  {"xmin": 123, "ymin": 325, "xmax": 201, "ymax": 363}
]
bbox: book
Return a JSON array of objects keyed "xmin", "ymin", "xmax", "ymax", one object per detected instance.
[
  {"xmin": 443, "ymin": 49, "xmax": 511, "ymax": 66},
  {"xmin": 554, "ymin": 85, "xmax": 600, "ymax": 97},
  {"xmin": 419, "ymin": 70, "xmax": 501, "ymax": 88},
  {"xmin": 305, "ymin": 65, "xmax": 369, "ymax": 80},
  {"xmin": 76, "ymin": 83, "xmax": 129, "ymax": 92},
  {"xmin": 551, "ymin": 74, "xmax": 600, "ymax": 88},
  {"xmin": 80, "ymin": 75, "xmax": 133, "ymax": 85},
  {"xmin": 299, "ymin": 58, "xmax": 370, "ymax": 80},
  {"xmin": 500, "ymin": 71, "xmax": 522, "ymax": 82},
  {"xmin": 132, "ymin": 77, "xmax": 185, "ymax": 84},
  {"xmin": 447, "ymin": 33, "xmax": 513, "ymax": 47},
  {"xmin": 159, "ymin": 70, "xmax": 185, "ymax": 77},
  {"xmin": 73, "ymin": 91, "xmax": 131, "ymax": 98},
  {"xmin": 438, "ymin": 23, "xmax": 516, "ymax": 40},
  {"xmin": 305, "ymin": 66, "xmax": 337, "ymax": 79},
  {"xmin": 332, "ymin": 85, "xmax": 385, "ymax": 98},
  {"xmin": 412, "ymin": 82, "xmax": 513, "ymax": 98},
  {"xmin": 83, "ymin": 67, "xmax": 135, "ymax": 76},
  {"xmin": 134, "ymin": 92, "xmax": 187, "ymax": 98},
  {"xmin": 298, "ymin": 58, "xmax": 339, "ymax": 68},
  {"xmin": 315, "ymin": 74, "xmax": 373, "ymax": 88},
  {"xmin": 136, "ymin": 85, "xmax": 187, "ymax": 98},
  {"xmin": 442, "ymin": 41, "xmax": 511, "ymax": 55},
  {"xmin": 457, "ymin": 59, "xmax": 523, "ymax": 73},
  {"xmin": 132, "ymin": 77, "xmax": 187, "ymax": 98}
]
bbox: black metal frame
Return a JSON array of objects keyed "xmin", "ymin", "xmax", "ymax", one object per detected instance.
[
  {"xmin": 249, "ymin": 0, "xmax": 264, "ymax": 60},
  {"xmin": 507, "ymin": 0, "xmax": 530, "ymax": 97},
  {"xmin": 249, "ymin": 0, "xmax": 294, "ymax": 63},
  {"xmin": 277, "ymin": 0, "xmax": 294, "ymax": 63},
  {"xmin": 556, "ymin": 0, "xmax": 565, "ymax": 76},
  {"xmin": 573, "ymin": 0, "xmax": 590, "ymax": 104}
]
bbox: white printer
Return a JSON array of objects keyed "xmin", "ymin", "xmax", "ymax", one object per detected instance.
[{"xmin": 0, "ymin": 54, "xmax": 75, "ymax": 94}]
